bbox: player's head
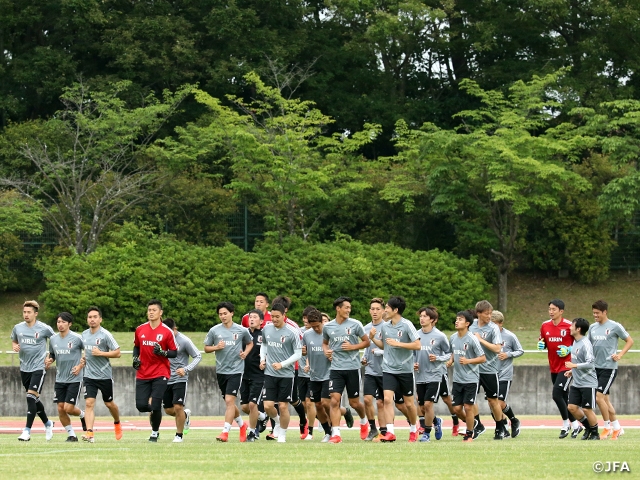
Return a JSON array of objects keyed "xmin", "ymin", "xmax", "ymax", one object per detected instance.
[
  {"xmin": 87, "ymin": 306, "xmax": 103, "ymax": 328},
  {"xmin": 548, "ymin": 299, "xmax": 564, "ymax": 320},
  {"xmin": 271, "ymin": 303, "xmax": 287, "ymax": 327},
  {"xmin": 248, "ymin": 309, "xmax": 264, "ymax": 329},
  {"xmin": 333, "ymin": 296, "xmax": 352, "ymax": 318},
  {"xmin": 418, "ymin": 306, "xmax": 438, "ymax": 327},
  {"xmin": 216, "ymin": 301, "xmax": 234, "ymax": 323},
  {"xmin": 385, "ymin": 296, "xmax": 406, "ymax": 318},
  {"xmin": 475, "ymin": 300, "xmax": 493, "ymax": 322},
  {"xmin": 491, "ymin": 310, "xmax": 504, "ymax": 326},
  {"xmin": 321, "ymin": 312, "xmax": 331, "ymax": 324},
  {"xmin": 163, "ymin": 318, "xmax": 177, "ymax": 331},
  {"xmin": 147, "ymin": 299, "xmax": 163, "ymax": 322},
  {"xmin": 571, "ymin": 317, "xmax": 589, "ymax": 337},
  {"xmin": 272, "ymin": 295, "xmax": 291, "ymax": 312},
  {"xmin": 369, "ymin": 298, "xmax": 385, "ymax": 322},
  {"xmin": 23, "ymin": 300, "xmax": 39, "ymax": 321},
  {"xmin": 307, "ymin": 308, "xmax": 323, "ymax": 333},
  {"xmin": 56, "ymin": 312, "xmax": 73, "ymax": 332},
  {"xmin": 255, "ymin": 292, "xmax": 270, "ymax": 312},
  {"xmin": 302, "ymin": 305, "xmax": 316, "ymax": 327},
  {"xmin": 591, "ymin": 299, "xmax": 608, "ymax": 323},
  {"xmin": 455, "ymin": 309, "xmax": 475, "ymax": 330}
]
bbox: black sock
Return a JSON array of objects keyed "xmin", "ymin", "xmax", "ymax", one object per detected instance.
[
  {"xmin": 293, "ymin": 401, "xmax": 307, "ymax": 424},
  {"xmin": 503, "ymin": 405, "xmax": 515, "ymax": 420},
  {"xmin": 308, "ymin": 426, "xmax": 313, "ymax": 435},
  {"xmin": 451, "ymin": 414, "xmax": 459, "ymax": 425},
  {"xmin": 419, "ymin": 416, "xmax": 426, "ymax": 429},
  {"xmin": 150, "ymin": 409, "xmax": 162, "ymax": 431},
  {"xmin": 425, "ymin": 426, "xmax": 432, "ymax": 434},
  {"xmin": 380, "ymin": 427, "xmax": 387, "ymax": 435},
  {"xmin": 490, "ymin": 411, "xmax": 497, "ymax": 421},
  {"xmin": 176, "ymin": 432, "xmax": 183, "ymax": 438},
  {"xmin": 579, "ymin": 415, "xmax": 590, "ymax": 429},
  {"xmin": 474, "ymin": 415, "xmax": 482, "ymax": 428},
  {"xmin": 321, "ymin": 422, "xmax": 331, "ymax": 435},
  {"xmin": 35, "ymin": 397, "xmax": 49, "ymax": 425},
  {"xmin": 369, "ymin": 419, "xmax": 376, "ymax": 430},
  {"xmin": 26, "ymin": 394, "xmax": 38, "ymax": 429},
  {"xmin": 270, "ymin": 417, "xmax": 276, "ymax": 430},
  {"xmin": 114, "ymin": 420, "xmax": 120, "ymax": 425}
]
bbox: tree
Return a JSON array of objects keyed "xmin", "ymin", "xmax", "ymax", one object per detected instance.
[
  {"xmin": 381, "ymin": 72, "xmax": 588, "ymax": 311},
  {"xmin": 0, "ymin": 81, "xmax": 192, "ymax": 254}
]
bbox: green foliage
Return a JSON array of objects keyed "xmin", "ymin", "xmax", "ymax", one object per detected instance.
[{"xmin": 40, "ymin": 224, "xmax": 487, "ymax": 331}]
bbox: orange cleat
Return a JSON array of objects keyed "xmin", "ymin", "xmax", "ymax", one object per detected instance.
[
  {"xmin": 239, "ymin": 424, "xmax": 247, "ymax": 442},
  {"xmin": 328, "ymin": 435, "xmax": 343, "ymax": 444},
  {"xmin": 360, "ymin": 423, "xmax": 369, "ymax": 440},
  {"xmin": 379, "ymin": 432, "xmax": 396, "ymax": 443},
  {"xmin": 610, "ymin": 428, "xmax": 622, "ymax": 440},
  {"xmin": 216, "ymin": 431, "xmax": 229, "ymax": 442},
  {"xmin": 599, "ymin": 428, "xmax": 612, "ymax": 440},
  {"xmin": 409, "ymin": 432, "xmax": 418, "ymax": 443},
  {"xmin": 300, "ymin": 421, "xmax": 309, "ymax": 440},
  {"xmin": 452, "ymin": 424, "xmax": 459, "ymax": 436},
  {"xmin": 114, "ymin": 422, "xmax": 123, "ymax": 441}
]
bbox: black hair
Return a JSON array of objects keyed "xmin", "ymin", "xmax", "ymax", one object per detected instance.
[
  {"xmin": 573, "ymin": 317, "xmax": 590, "ymax": 336},
  {"xmin": 57, "ymin": 312, "xmax": 73, "ymax": 323},
  {"xmin": 548, "ymin": 299, "xmax": 565, "ymax": 311},
  {"xmin": 271, "ymin": 303, "xmax": 287, "ymax": 315},
  {"xmin": 163, "ymin": 318, "xmax": 176, "ymax": 330},
  {"xmin": 272, "ymin": 295, "xmax": 291, "ymax": 310},
  {"xmin": 255, "ymin": 292, "xmax": 270, "ymax": 303},
  {"xmin": 456, "ymin": 310, "xmax": 475, "ymax": 327},
  {"xmin": 87, "ymin": 306, "xmax": 102, "ymax": 317},
  {"xmin": 417, "ymin": 306, "xmax": 438, "ymax": 321},
  {"xmin": 147, "ymin": 299, "xmax": 163, "ymax": 310},
  {"xmin": 592, "ymin": 300, "xmax": 608, "ymax": 312},
  {"xmin": 307, "ymin": 309, "xmax": 322, "ymax": 323},
  {"xmin": 248, "ymin": 309, "xmax": 264, "ymax": 321},
  {"xmin": 302, "ymin": 305, "xmax": 317, "ymax": 317},
  {"xmin": 387, "ymin": 296, "xmax": 406, "ymax": 315},
  {"xmin": 333, "ymin": 296, "xmax": 352, "ymax": 308},
  {"xmin": 217, "ymin": 301, "xmax": 235, "ymax": 314}
]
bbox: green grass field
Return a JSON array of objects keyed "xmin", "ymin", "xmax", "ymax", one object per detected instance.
[{"xmin": 0, "ymin": 425, "xmax": 637, "ymax": 479}]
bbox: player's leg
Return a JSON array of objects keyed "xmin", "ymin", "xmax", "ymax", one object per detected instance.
[
  {"xmin": 363, "ymin": 374, "xmax": 380, "ymax": 440},
  {"xmin": 596, "ymin": 369, "xmax": 617, "ymax": 438},
  {"xmin": 451, "ymin": 383, "xmax": 469, "ymax": 439},
  {"xmin": 380, "ymin": 372, "xmax": 400, "ymax": 442},
  {"xmin": 461, "ymin": 383, "xmax": 476, "ymax": 441},
  {"xmin": 290, "ymin": 371, "xmax": 307, "ymax": 434},
  {"xmin": 344, "ymin": 370, "xmax": 367, "ymax": 438},
  {"xmin": 82, "ymin": 380, "xmax": 98, "ymax": 443},
  {"xmin": 163, "ymin": 384, "xmax": 175, "ymax": 417},
  {"xmin": 398, "ymin": 374, "xmax": 418, "ymax": 442},
  {"xmin": 498, "ymin": 381, "xmax": 520, "ymax": 437},
  {"xmin": 61, "ymin": 382, "xmax": 83, "ymax": 441},
  {"xmin": 147, "ymin": 377, "xmax": 168, "ymax": 442},
  {"xmin": 328, "ymin": 371, "xmax": 346, "ymax": 440}
]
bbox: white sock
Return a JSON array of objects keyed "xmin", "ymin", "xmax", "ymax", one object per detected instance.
[
  {"xmin": 603, "ymin": 420, "xmax": 610, "ymax": 428},
  {"xmin": 360, "ymin": 417, "xmax": 368, "ymax": 425},
  {"xmin": 386, "ymin": 423, "xmax": 395, "ymax": 434},
  {"xmin": 223, "ymin": 422, "xmax": 231, "ymax": 433},
  {"xmin": 258, "ymin": 412, "xmax": 267, "ymax": 421},
  {"xmin": 332, "ymin": 427, "xmax": 341, "ymax": 437},
  {"xmin": 562, "ymin": 419, "xmax": 570, "ymax": 429},
  {"xmin": 274, "ymin": 415, "xmax": 280, "ymax": 429},
  {"xmin": 409, "ymin": 424, "xmax": 416, "ymax": 433},
  {"xmin": 235, "ymin": 416, "xmax": 244, "ymax": 427},
  {"xmin": 151, "ymin": 430, "xmax": 159, "ymax": 437},
  {"xmin": 571, "ymin": 420, "xmax": 580, "ymax": 429},
  {"xmin": 612, "ymin": 420, "xmax": 620, "ymax": 430},
  {"xmin": 79, "ymin": 410, "xmax": 85, "ymax": 419},
  {"xmin": 278, "ymin": 426, "xmax": 286, "ymax": 436},
  {"xmin": 65, "ymin": 424, "xmax": 75, "ymax": 437}
]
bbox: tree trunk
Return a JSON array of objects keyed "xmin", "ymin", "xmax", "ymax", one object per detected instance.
[{"xmin": 497, "ymin": 267, "xmax": 508, "ymax": 313}]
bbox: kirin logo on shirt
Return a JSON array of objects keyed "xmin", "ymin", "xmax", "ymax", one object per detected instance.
[
  {"xmin": 156, "ymin": 334, "xmax": 163, "ymax": 342},
  {"xmin": 280, "ymin": 336, "xmax": 286, "ymax": 343},
  {"xmin": 560, "ymin": 329, "xmax": 567, "ymax": 337}
]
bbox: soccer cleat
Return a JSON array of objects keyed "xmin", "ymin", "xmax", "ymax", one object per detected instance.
[
  {"xmin": 493, "ymin": 429, "xmax": 504, "ymax": 440},
  {"xmin": 372, "ymin": 434, "xmax": 383, "ymax": 443},
  {"xmin": 572, "ymin": 425, "xmax": 584, "ymax": 439},
  {"xmin": 462, "ymin": 433, "xmax": 473, "ymax": 442},
  {"xmin": 277, "ymin": 435, "xmax": 286, "ymax": 443},
  {"xmin": 149, "ymin": 434, "xmax": 159, "ymax": 443},
  {"xmin": 258, "ymin": 416, "xmax": 268, "ymax": 433},
  {"xmin": 321, "ymin": 434, "xmax": 331, "ymax": 443},
  {"xmin": 360, "ymin": 423, "xmax": 369, "ymax": 440},
  {"xmin": 80, "ymin": 416, "xmax": 87, "ymax": 432},
  {"xmin": 82, "ymin": 432, "xmax": 94, "ymax": 443},
  {"xmin": 18, "ymin": 430, "xmax": 31, "ymax": 442},
  {"xmin": 419, "ymin": 432, "xmax": 431, "ymax": 442},
  {"xmin": 114, "ymin": 422, "xmax": 123, "ymax": 441},
  {"xmin": 184, "ymin": 409, "xmax": 191, "ymax": 435},
  {"xmin": 434, "ymin": 417, "xmax": 443, "ymax": 440},
  {"xmin": 344, "ymin": 408, "xmax": 354, "ymax": 428},
  {"xmin": 364, "ymin": 428, "xmax": 379, "ymax": 442},
  {"xmin": 173, "ymin": 435, "xmax": 183, "ymax": 443},
  {"xmin": 328, "ymin": 435, "xmax": 343, "ymax": 444},
  {"xmin": 45, "ymin": 421, "xmax": 55, "ymax": 441},
  {"xmin": 451, "ymin": 424, "xmax": 459, "ymax": 437},
  {"xmin": 66, "ymin": 435, "xmax": 78, "ymax": 442},
  {"xmin": 266, "ymin": 431, "xmax": 277, "ymax": 441},
  {"xmin": 418, "ymin": 427, "xmax": 425, "ymax": 435},
  {"xmin": 611, "ymin": 428, "xmax": 622, "ymax": 440},
  {"xmin": 558, "ymin": 428, "xmax": 570, "ymax": 439},
  {"xmin": 599, "ymin": 428, "xmax": 612, "ymax": 440},
  {"xmin": 511, "ymin": 418, "xmax": 521, "ymax": 438},
  {"xmin": 588, "ymin": 429, "xmax": 601, "ymax": 440},
  {"xmin": 472, "ymin": 423, "xmax": 486, "ymax": 439},
  {"xmin": 239, "ymin": 423, "xmax": 248, "ymax": 443},
  {"xmin": 581, "ymin": 427, "xmax": 590, "ymax": 440},
  {"xmin": 503, "ymin": 428, "xmax": 511, "ymax": 438},
  {"xmin": 303, "ymin": 434, "xmax": 313, "ymax": 441},
  {"xmin": 408, "ymin": 431, "xmax": 418, "ymax": 443},
  {"xmin": 379, "ymin": 432, "xmax": 397, "ymax": 443},
  {"xmin": 216, "ymin": 432, "xmax": 229, "ymax": 442},
  {"xmin": 246, "ymin": 431, "xmax": 257, "ymax": 442},
  {"xmin": 300, "ymin": 420, "xmax": 309, "ymax": 440}
]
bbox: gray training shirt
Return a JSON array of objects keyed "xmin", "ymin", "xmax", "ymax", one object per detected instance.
[
  {"xmin": 298, "ymin": 327, "xmax": 310, "ymax": 379},
  {"xmin": 414, "ymin": 327, "xmax": 451, "ymax": 383},
  {"xmin": 470, "ymin": 319, "xmax": 502, "ymax": 374},
  {"xmin": 303, "ymin": 329, "xmax": 331, "ymax": 382},
  {"xmin": 82, "ymin": 327, "xmax": 119, "ymax": 380},
  {"xmin": 450, "ymin": 332, "xmax": 485, "ymax": 384},
  {"xmin": 262, "ymin": 322, "xmax": 303, "ymax": 378},
  {"xmin": 498, "ymin": 328, "xmax": 524, "ymax": 381},
  {"xmin": 169, "ymin": 331, "xmax": 202, "ymax": 384},
  {"xmin": 11, "ymin": 321, "xmax": 55, "ymax": 373},
  {"xmin": 363, "ymin": 321, "xmax": 385, "ymax": 377},
  {"xmin": 322, "ymin": 318, "xmax": 366, "ymax": 371},
  {"xmin": 204, "ymin": 323, "xmax": 253, "ymax": 375},
  {"xmin": 570, "ymin": 336, "xmax": 597, "ymax": 388},
  {"xmin": 380, "ymin": 317, "xmax": 420, "ymax": 374},
  {"xmin": 587, "ymin": 320, "xmax": 630, "ymax": 370},
  {"xmin": 49, "ymin": 331, "xmax": 84, "ymax": 383}
]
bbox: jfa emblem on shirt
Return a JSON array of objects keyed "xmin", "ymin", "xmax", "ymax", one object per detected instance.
[
  {"xmin": 481, "ymin": 332, "xmax": 488, "ymax": 339},
  {"xmin": 345, "ymin": 328, "xmax": 352, "ymax": 335},
  {"xmin": 397, "ymin": 331, "xmax": 403, "ymax": 338},
  {"xmin": 233, "ymin": 333, "xmax": 239, "ymax": 341},
  {"xmin": 257, "ymin": 335, "xmax": 263, "ymax": 343},
  {"xmin": 95, "ymin": 338, "xmax": 101, "ymax": 345},
  {"xmin": 280, "ymin": 336, "xmax": 286, "ymax": 343},
  {"xmin": 430, "ymin": 339, "xmax": 436, "ymax": 345},
  {"xmin": 67, "ymin": 342, "xmax": 73, "ymax": 349},
  {"xmin": 463, "ymin": 342, "xmax": 468, "ymax": 350},
  {"xmin": 560, "ymin": 329, "xmax": 567, "ymax": 337},
  {"xmin": 156, "ymin": 334, "xmax": 163, "ymax": 341},
  {"xmin": 605, "ymin": 329, "xmax": 610, "ymax": 336},
  {"xmin": 34, "ymin": 332, "xmax": 39, "ymax": 339}
]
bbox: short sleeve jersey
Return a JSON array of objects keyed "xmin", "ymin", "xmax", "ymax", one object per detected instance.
[
  {"xmin": 298, "ymin": 327, "xmax": 310, "ymax": 378},
  {"xmin": 134, "ymin": 322, "xmax": 177, "ymax": 380},
  {"xmin": 322, "ymin": 318, "xmax": 366, "ymax": 371},
  {"xmin": 82, "ymin": 326, "xmax": 119, "ymax": 380},
  {"xmin": 450, "ymin": 332, "xmax": 485, "ymax": 384},
  {"xmin": 380, "ymin": 318, "xmax": 420, "ymax": 374},
  {"xmin": 570, "ymin": 337, "xmax": 597, "ymax": 388},
  {"xmin": 204, "ymin": 323, "xmax": 253, "ymax": 375},
  {"xmin": 11, "ymin": 321, "xmax": 55, "ymax": 373},
  {"xmin": 363, "ymin": 321, "xmax": 385, "ymax": 377},
  {"xmin": 262, "ymin": 322, "xmax": 302, "ymax": 378},
  {"xmin": 587, "ymin": 320, "xmax": 630, "ymax": 370},
  {"xmin": 498, "ymin": 328, "xmax": 524, "ymax": 381},
  {"xmin": 169, "ymin": 332, "xmax": 202, "ymax": 384},
  {"xmin": 415, "ymin": 327, "xmax": 451, "ymax": 383},
  {"xmin": 469, "ymin": 320, "xmax": 502, "ymax": 374},
  {"xmin": 539, "ymin": 318, "xmax": 573, "ymax": 373},
  {"xmin": 243, "ymin": 328, "xmax": 264, "ymax": 380},
  {"xmin": 49, "ymin": 331, "xmax": 84, "ymax": 383},
  {"xmin": 303, "ymin": 329, "xmax": 330, "ymax": 382}
]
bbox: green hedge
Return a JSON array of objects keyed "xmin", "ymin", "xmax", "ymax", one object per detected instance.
[{"xmin": 40, "ymin": 224, "xmax": 488, "ymax": 331}]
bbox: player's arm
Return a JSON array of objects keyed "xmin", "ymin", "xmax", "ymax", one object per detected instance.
[
  {"xmin": 239, "ymin": 340, "xmax": 253, "ymax": 359},
  {"xmin": 185, "ymin": 342, "xmax": 202, "ymax": 373},
  {"xmin": 132, "ymin": 345, "xmax": 141, "ymax": 370},
  {"xmin": 538, "ymin": 325, "xmax": 546, "ymax": 350},
  {"xmin": 322, "ymin": 338, "xmax": 333, "ymax": 359},
  {"xmin": 97, "ymin": 347, "xmax": 121, "ymax": 358},
  {"xmin": 613, "ymin": 334, "xmax": 634, "ymax": 361},
  {"xmin": 474, "ymin": 333, "xmax": 502, "ymax": 353},
  {"xmin": 386, "ymin": 337, "xmax": 421, "ymax": 350},
  {"xmin": 369, "ymin": 327, "xmax": 383, "ymax": 349},
  {"xmin": 460, "ymin": 354, "xmax": 486, "ymax": 365},
  {"xmin": 344, "ymin": 333, "xmax": 370, "ymax": 351},
  {"xmin": 11, "ymin": 340, "xmax": 20, "ymax": 352},
  {"xmin": 45, "ymin": 348, "xmax": 55, "ymax": 369},
  {"xmin": 274, "ymin": 348, "xmax": 302, "ymax": 370}
]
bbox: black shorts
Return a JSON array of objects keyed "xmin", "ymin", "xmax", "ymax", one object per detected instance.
[
  {"xmin": 551, "ymin": 371, "xmax": 572, "ymax": 392},
  {"xmin": 329, "ymin": 369, "xmax": 361, "ymax": 398},
  {"xmin": 292, "ymin": 370, "xmax": 300, "ymax": 403},
  {"xmin": 498, "ymin": 380, "xmax": 511, "ymax": 402},
  {"xmin": 136, "ymin": 377, "xmax": 168, "ymax": 405},
  {"xmin": 383, "ymin": 372, "xmax": 414, "ymax": 398},
  {"xmin": 298, "ymin": 376, "xmax": 311, "ymax": 400},
  {"xmin": 363, "ymin": 374, "xmax": 383, "ymax": 400},
  {"xmin": 53, "ymin": 382, "xmax": 82, "ymax": 405},
  {"xmin": 477, "ymin": 373, "xmax": 499, "ymax": 398},
  {"xmin": 264, "ymin": 375, "xmax": 294, "ymax": 403},
  {"xmin": 439, "ymin": 374, "xmax": 450, "ymax": 397},
  {"xmin": 84, "ymin": 377, "xmax": 115, "ymax": 403},
  {"xmin": 240, "ymin": 376, "xmax": 264, "ymax": 405},
  {"xmin": 163, "ymin": 382, "xmax": 188, "ymax": 408},
  {"xmin": 309, "ymin": 380, "xmax": 330, "ymax": 402},
  {"xmin": 217, "ymin": 373, "xmax": 243, "ymax": 397},
  {"xmin": 568, "ymin": 386, "xmax": 596, "ymax": 409},
  {"xmin": 452, "ymin": 382, "xmax": 478, "ymax": 406},
  {"xmin": 21, "ymin": 370, "xmax": 46, "ymax": 394},
  {"xmin": 417, "ymin": 382, "xmax": 442, "ymax": 405},
  {"xmin": 595, "ymin": 368, "xmax": 618, "ymax": 395}
]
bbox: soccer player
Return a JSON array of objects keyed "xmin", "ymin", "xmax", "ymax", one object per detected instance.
[
  {"xmin": 565, "ymin": 317, "xmax": 599, "ymax": 440},
  {"xmin": 133, "ymin": 299, "xmax": 178, "ymax": 442},
  {"xmin": 260, "ymin": 302, "xmax": 303, "ymax": 443},
  {"xmin": 370, "ymin": 296, "xmax": 421, "ymax": 442},
  {"xmin": 204, "ymin": 301, "xmax": 253, "ymax": 442},
  {"xmin": 362, "ymin": 298, "xmax": 386, "ymax": 441},
  {"xmin": 11, "ymin": 300, "xmax": 56, "ymax": 442},
  {"xmin": 82, "ymin": 306, "xmax": 123, "ymax": 443},
  {"xmin": 162, "ymin": 318, "xmax": 202, "ymax": 443},
  {"xmin": 240, "ymin": 309, "xmax": 269, "ymax": 442},
  {"xmin": 298, "ymin": 307, "xmax": 314, "ymax": 440},
  {"xmin": 46, "ymin": 312, "xmax": 86, "ymax": 442},
  {"xmin": 587, "ymin": 300, "xmax": 633, "ymax": 439},
  {"xmin": 414, "ymin": 306, "xmax": 453, "ymax": 442},
  {"xmin": 241, "ymin": 292, "xmax": 271, "ymax": 329},
  {"xmin": 492, "ymin": 310, "xmax": 523, "ymax": 438},
  {"xmin": 447, "ymin": 310, "xmax": 486, "ymax": 442},
  {"xmin": 468, "ymin": 300, "xmax": 506, "ymax": 439},
  {"xmin": 539, "ymin": 299, "xmax": 581, "ymax": 438},
  {"xmin": 323, "ymin": 296, "xmax": 370, "ymax": 443}
]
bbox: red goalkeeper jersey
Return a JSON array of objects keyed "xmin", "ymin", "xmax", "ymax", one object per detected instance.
[
  {"xmin": 539, "ymin": 318, "xmax": 573, "ymax": 374},
  {"xmin": 134, "ymin": 322, "xmax": 177, "ymax": 380}
]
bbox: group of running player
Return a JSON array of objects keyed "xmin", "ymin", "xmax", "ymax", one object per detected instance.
[{"xmin": 10, "ymin": 294, "xmax": 632, "ymax": 444}]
